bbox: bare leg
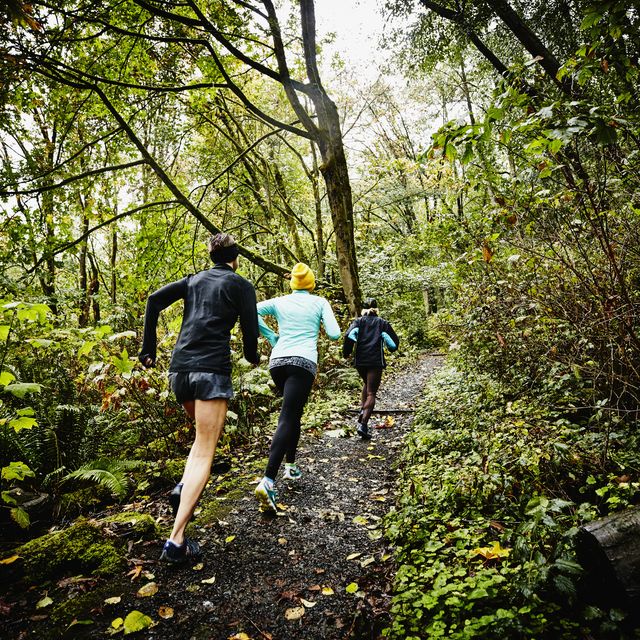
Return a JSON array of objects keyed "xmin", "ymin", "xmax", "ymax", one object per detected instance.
[{"xmin": 170, "ymin": 398, "xmax": 227, "ymax": 545}]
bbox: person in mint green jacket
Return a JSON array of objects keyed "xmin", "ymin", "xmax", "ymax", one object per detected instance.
[{"xmin": 254, "ymin": 263, "xmax": 341, "ymax": 512}]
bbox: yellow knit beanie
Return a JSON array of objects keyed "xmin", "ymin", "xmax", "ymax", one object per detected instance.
[{"xmin": 290, "ymin": 263, "xmax": 315, "ymax": 291}]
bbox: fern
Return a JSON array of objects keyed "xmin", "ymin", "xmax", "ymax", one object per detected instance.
[{"xmin": 64, "ymin": 459, "xmax": 141, "ymax": 500}]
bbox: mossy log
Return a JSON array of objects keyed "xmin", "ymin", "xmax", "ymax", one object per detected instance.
[{"xmin": 576, "ymin": 506, "xmax": 640, "ymax": 609}]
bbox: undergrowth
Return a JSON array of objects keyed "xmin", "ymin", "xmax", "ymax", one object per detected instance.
[{"xmin": 385, "ymin": 365, "xmax": 640, "ymax": 639}]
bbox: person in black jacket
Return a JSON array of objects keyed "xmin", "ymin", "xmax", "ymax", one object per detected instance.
[
  {"xmin": 139, "ymin": 233, "xmax": 260, "ymax": 562},
  {"xmin": 343, "ymin": 298, "xmax": 399, "ymax": 439}
]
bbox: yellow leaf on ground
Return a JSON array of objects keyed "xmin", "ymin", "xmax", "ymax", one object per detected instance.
[
  {"xmin": 158, "ymin": 606, "xmax": 174, "ymax": 619},
  {"xmin": 127, "ymin": 565, "xmax": 143, "ymax": 581},
  {"xmin": 352, "ymin": 515, "xmax": 368, "ymax": 526},
  {"xmin": 0, "ymin": 554, "xmax": 20, "ymax": 565},
  {"xmin": 111, "ymin": 617, "xmax": 124, "ymax": 629},
  {"xmin": 470, "ymin": 541, "xmax": 511, "ymax": 560},
  {"xmin": 225, "ymin": 535, "xmax": 236, "ymax": 543},
  {"xmin": 228, "ymin": 633, "xmax": 251, "ymax": 640},
  {"xmin": 300, "ymin": 598, "xmax": 316, "ymax": 608},
  {"xmin": 201, "ymin": 576, "xmax": 216, "ymax": 585},
  {"xmin": 36, "ymin": 596, "xmax": 53, "ymax": 609},
  {"xmin": 278, "ymin": 538, "xmax": 287, "ymax": 545},
  {"xmin": 104, "ymin": 596, "xmax": 121, "ymax": 605},
  {"xmin": 284, "ymin": 606, "xmax": 305, "ymax": 620},
  {"xmin": 192, "ymin": 563, "xmax": 204, "ymax": 571},
  {"xmin": 345, "ymin": 582, "xmax": 359, "ymax": 594},
  {"xmin": 346, "ymin": 552, "xmax": 361, "ymax": 561},
  {"xmin": 360, "ymin": 557, "xmax": 375, "ymax": 568},
  {"xmin": 136, "ymin": 582, "xmax": 158, "ymax": 597},
  {"xmin": 321, "ymin": 586, "xmax": 334, "ymax": 596}
]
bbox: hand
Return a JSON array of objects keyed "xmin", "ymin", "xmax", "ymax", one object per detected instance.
[{"xmin": 139, "ymin": 354, "xmax": 155, "ymax": 368}]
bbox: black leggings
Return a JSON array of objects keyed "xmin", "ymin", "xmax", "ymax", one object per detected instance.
[
  {"xmin": 357, "ymin": 366, "xmax": 383, "ymax": 428},
  {"xmin": 265, "ymin": 365, "xmax": 315, "ymax": 480}
]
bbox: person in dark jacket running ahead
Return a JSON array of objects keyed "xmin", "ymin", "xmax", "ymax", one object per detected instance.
[
  {"xmin": 343, "ymin": 298, "xmax": 399, "ymax": 440},
  {"xmin": 139, "ymin": 233, "xmax": 259, "ymax": 562}
]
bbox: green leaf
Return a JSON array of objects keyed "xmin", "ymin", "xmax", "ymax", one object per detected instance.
[
  {"xmin": 36, "ymin": 596, "xmax": 53, "ymax": 609},
  {"xmin": 3, "ymin": 382, "xmax": 42, "ymax": 398},
  {"xmin": 345, "ymin": 582, "xmax": 359, "ymax": 594},
  {"xmin": 10, "ymin": 507, "xmax": 30, "ymax": 528},
  {"xmin": 0, "ymin": 325, "xmax": 10, "ymax": 341},
  {"xmin": 9, "ymin": 416, "xmax": 38, "ymax": 431},
  {"xmin": 78, "ymin": 341, "xmax": 97, "ymax": 357},
  {"xmin": 123, "ymin": 610, "xmax": 153, "ymax": 634},
  {"xmin": 2, "ymin": 461, "xmax": 35, "ymax": 481},
  {"xmin": 112, "ymin": 349, "xmax": 134, "ymax": 376},
  {"xmin": 0, "ymin": 371, "xmax": 15, "ymax": 386}
]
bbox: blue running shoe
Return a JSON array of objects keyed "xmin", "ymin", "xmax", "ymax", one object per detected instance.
[
  {"xmin": 255, "ymin": 477, "xmax": 278, "ymax": 512},
  {"xmin": 357, "ymin": 423, "xmax": 371, "ymax": 440},
  {"xmin": 159, "ymin": 537, "xmax": 201, "ymax": 563}
]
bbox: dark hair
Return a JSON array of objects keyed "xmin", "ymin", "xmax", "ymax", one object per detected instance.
[
  {"xmin": 207, "ymin": 233, "xmax": 239, "ymax": 263},
  {"xmin": 363, "ymin": 297, "xmax": 378, "ymax": 309}
]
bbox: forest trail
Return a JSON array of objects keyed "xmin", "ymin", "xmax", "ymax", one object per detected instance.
[{"xmin": 4, "ymin": 354, "xmax": 442, "ymax": 640}]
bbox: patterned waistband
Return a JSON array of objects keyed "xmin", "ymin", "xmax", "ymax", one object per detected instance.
[{"xmin": 269, "ymin": 356, "xmax": 317, "ymax": 376}]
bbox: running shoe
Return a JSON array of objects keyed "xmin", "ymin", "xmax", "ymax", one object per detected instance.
[
  {"xmin": 255, "ymin": 477, "xmax": 278, "ymax": 512},
  {"xmin": 159, "ymin": 537, "xmax": 201, "ymax": 563},
  {"xmin": 282, "ymin": 463, "xmax": 302, "ymax": 480},
  {"xmin": 357, "ymin": 423, "xmax": 372, "ymax": 440}
]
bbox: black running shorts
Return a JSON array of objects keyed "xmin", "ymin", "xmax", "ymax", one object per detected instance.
[{"xmin": 168, "ymin": 371, "xmax": 233, "ymax": 403}]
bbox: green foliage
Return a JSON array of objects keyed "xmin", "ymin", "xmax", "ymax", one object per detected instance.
[
  {"xmin": 385, "ymin": 366, "xmax": 639, "ymax": 638},
  {"xmin": 63, "ymin": 459, "xmax": 142, "ymax": 500}
]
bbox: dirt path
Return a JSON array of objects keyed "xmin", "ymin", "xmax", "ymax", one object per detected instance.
[{"xmin": 3, "ymin": 355, "xmax": 441, "ymax": 640}]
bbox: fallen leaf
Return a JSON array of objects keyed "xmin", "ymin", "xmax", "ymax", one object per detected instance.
[
  {"xmin": 225, "ymin": 535, "xmax": 236, "ymax": 543},
  {"xmin": 127, "ymin": 565, "xmax": 143, "ymax": 581},
  {"xmin": 201, "ymin": 576, "xmax": 216, "ymax": 585},
  {"xmin": 158, "ymin": 606, "xmax": 174, "ymax": 619},
  {"xmin": 470, "ymin": 541, "xmax": 511, "ymax": 560},
  {"xmin": 123, "ymin": 610, "xmax": 153, "ymax": 635},
  {"xmin": 193, "ymin": 563, "xmax": 204, "ymax": 571},
  {"xmin": 345, "ymin": 582, "xmax": 359, "ymax": 594},
  {"xmin": 346, "ymin": 552, "xmax": 361, "ymax": 561},
  {"xmin": 136, "ymin": 582, "xmax": 158, "ymax": 598},
  {"xmin": 300, "ymin": 597, "xmax": 316, "ymax": 608},
  {"xmin": 143, "ymin": 571, "xmax": 155, "ymax": 580},
  {"xmin": 307, "ymin": 584, "xmax": 321, "ymax": 591},
  {"xmin": 321, "ymin": 586, "xmax": 334, "ymax": 596},
  {"xmin": 66, "ymin": 619, "xmax": 92, "ymax": 630},
  {"xmin": 381, "ymin": 553, "xmax": 392, "ymax": 562},
  {"xmin": 372, "ymin": 496, "xmax": 386, "ymax": 502},
  {"xmin": 278, "ymin": 538, "xmax": 287, "ymax": 545},
  {"xmin": 104, "ymin": 596, "xmax": 122, "ymax": 605},
  {"xmin": 0, "ymin": 554, "xmax": 19, "ymax": 565},
  {"xmin": 111, "ymin": 617, "xmax": 124, "ymax": 629},
  {"xmin": 368, "ymin": 530, "xmax": 383, "ymax": 540},
  {"xmin": 352, "ymin": 515, "xmax": 368, "ymax": 526},
  {"xmin": 284, "ymin": 606, "xmax": 305, "ymax": 621},
  {"xmin": 186, "ymin": 584, "xmax": 200, "ymax": 593},
  {"xmin": 36, "ymin": 596, "xmax": 53, "ymax": 609},
  {"xmin": 228, "ymin": 633, "xmax": 251, "ymax": 640},
  {"xmin": 360, "ymin": 557, "xmax": 375, "ymax": 568}
]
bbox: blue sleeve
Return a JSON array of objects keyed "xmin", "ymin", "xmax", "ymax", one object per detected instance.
[
  {"xmin": 381, "ymin": 331, "xmax": 397, "ymax": 351},
  {"xmin": 348, "ymin": 327, "xmax": 359, "ymax": 341},
  {"xmin": 257, "ymin": 299, "xmax": 279, "ymax": 348}
]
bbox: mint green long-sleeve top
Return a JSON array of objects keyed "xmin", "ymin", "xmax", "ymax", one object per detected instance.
[{"xmin": 257, "ymin": 290, "xmax": 341, "ymax": 364}]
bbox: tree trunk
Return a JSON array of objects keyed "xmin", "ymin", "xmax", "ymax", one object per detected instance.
[
  {"xmin": 78, "ymin": 204, "xmax": 90, "ymax": 327},
  {"xmin": 299, "ymin": 0, "xmax": 362, "ymax": 314},
  {"xmin": 576, "ymin": 506, "xmax": 640, "ymax": 610},
  {"xmin": 309, "ymin": 141, "xmax": 325, "ymax": 280}
]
